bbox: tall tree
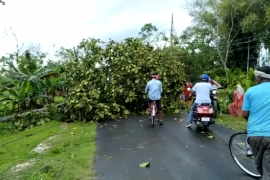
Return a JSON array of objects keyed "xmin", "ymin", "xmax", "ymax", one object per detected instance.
[
  {"xmin": 138, "ymin": 23, "xmax": 158, "ymax": 43},
  {"xmin": 183, "ymin": 0, "xmax": 270, "ymax": 73}
]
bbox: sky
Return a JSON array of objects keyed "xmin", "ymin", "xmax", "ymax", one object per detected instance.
[{"xmin": 0, "ymin": 0, "xmax": 192, "ymax": 59}]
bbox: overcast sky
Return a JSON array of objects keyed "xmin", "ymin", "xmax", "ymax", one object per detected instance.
[{"xmin": 0, "ymin": 0, "xmax": 192, "ymax": 58}]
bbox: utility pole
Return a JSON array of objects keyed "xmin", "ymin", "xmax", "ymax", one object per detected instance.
[{"xmin": 170, "ymin": 13, "xmax": 173, "ymax": 57}]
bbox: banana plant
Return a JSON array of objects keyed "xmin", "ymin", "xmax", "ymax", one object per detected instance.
[{"xmin": 0, "ymin": 50, "xmax": 59, "ymax": 111}]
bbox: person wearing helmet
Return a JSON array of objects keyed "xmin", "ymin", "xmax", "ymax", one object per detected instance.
[
  {"xmin": 186, "ymin": 74, "xmax": 213, "ymax": 127},
  {"xmin": 145, "ymin": 72, "xmax": 163, "ymax": 125},
  {"xmin": 242, "ymin": 66, "xmax": 270, "ymax": 179}
]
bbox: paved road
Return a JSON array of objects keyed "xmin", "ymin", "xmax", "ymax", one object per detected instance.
[{"xmin": 95, "ymin": 113, "xmax": 257, "ymax": 180}]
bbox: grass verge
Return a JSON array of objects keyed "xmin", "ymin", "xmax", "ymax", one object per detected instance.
[
  {"xmin": 0, "ymin": 121, "xmax": 96, "ymax": 180},
  {"xmin": 216, "ymin": 114, "xmax": 247, "ymax": 132}
]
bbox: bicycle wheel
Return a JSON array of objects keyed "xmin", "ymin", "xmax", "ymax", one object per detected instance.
[
  {"xmin": 229, "ymin": 132, "xmax": 261, "ymax": 178},
  {"xmin": 151, "ymin": 116, "xmax": 155, "ymax": 128},
  {"xmin": 150, "ymin": 102, "xmax": 156, "ymax": 128}
]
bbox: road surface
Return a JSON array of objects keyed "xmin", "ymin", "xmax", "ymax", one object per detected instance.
[{"xmin": 95, "ymin": 113, "xmax": 257, "ymax": 180}]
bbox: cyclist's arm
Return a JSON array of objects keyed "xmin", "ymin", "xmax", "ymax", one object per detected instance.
[
  {"xmin": 242, "ymin": 90, "xmax": 250, "ymax": 120},
  {"xmin": 160, "ymin": 82, "xmax": 163, "ymax": 94},
  {"xmin": 145, "ymin": 83, "xmax": 149, "ymax": 94}
]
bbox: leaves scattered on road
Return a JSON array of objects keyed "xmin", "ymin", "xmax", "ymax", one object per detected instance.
[{"xmin": 139, "ymin": 161, "xmax": 150, "ymax": 168}]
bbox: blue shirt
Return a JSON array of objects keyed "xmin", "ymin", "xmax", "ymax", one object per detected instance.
[
  {"xmin": 145, "ymin": 79, "xmax": 162, "ymax": 100},
  {"xmin": 242, "ymin": 82, "xmax": 270, "ymax": 137}
]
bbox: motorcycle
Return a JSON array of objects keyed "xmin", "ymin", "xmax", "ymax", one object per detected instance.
[
  {"xmin": 210, "ymin": 87, "xmax": 223, "ymax": 118},
  {"xmin": 187, "ymin": 88, "xmax": 215, "ymax": 131},
  {"xmin": 194, "ymin": 103, "xmax": 214, "ymax": 131}
]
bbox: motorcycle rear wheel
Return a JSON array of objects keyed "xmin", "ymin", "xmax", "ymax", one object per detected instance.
[
  {"xmin": 212, "ymin": 100, "xmax": 218, "ymax": 118},
  {"xmin": 203, "ymin": 125, "xmax": 208, "ymax": 131}
]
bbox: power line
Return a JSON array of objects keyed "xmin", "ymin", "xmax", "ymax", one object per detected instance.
[
  {"xmin": 162, "ymin": 44, "xmax": 265, "ymax": 60},
  {"xmin": 176, "ymin": 25, "xmax": 269, "ymax": 47}
]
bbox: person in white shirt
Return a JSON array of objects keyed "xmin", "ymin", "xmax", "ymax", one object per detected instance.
[{"xmin": 186, "ymin": 74, "xmax": 213, "ymax": 128}]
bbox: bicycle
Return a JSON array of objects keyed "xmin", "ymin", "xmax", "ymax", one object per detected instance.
[
  {"xmin": 229, "ymin": 131, "xmax": 261, "ymax": 178},
  {"xmin": 149, "ymin": 101, "xmax": 157, "ymax": 128}
]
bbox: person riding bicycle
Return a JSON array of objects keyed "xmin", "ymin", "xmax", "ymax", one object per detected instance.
[
  {"xmin": 242, "ymin": 66, "xmax": 270, "ymax": 180},
  {"xmin": 186, "ymin": 74, "xmax": 213, "ymax": 128},
  {"xmin": 145, "ymin": 72, "xmax": 163, "ymax": 125}
]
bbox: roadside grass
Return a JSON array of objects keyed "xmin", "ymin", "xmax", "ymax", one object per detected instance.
[
  {"xmin": 0, "ymin": 121, "xmax": 96, "ymax": 180},
  {"xmin": 216, "ymin": 114, "xmax": 247, "ymax": 132}
]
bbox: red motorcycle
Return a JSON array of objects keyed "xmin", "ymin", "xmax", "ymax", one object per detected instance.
[{"xmin": 194, "ymin": 103, "xmax": 214, "ymax": 131}]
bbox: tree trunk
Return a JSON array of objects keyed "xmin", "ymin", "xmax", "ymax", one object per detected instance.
[{"xmin": 0, "ymin": 103, "xmax": 64, "ymax": 122}]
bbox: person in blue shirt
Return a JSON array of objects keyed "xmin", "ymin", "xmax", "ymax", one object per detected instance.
[
  {"xmin": 242, "ymin": 66, "xmax": 270, "ymax": 179},
  {"xmin": 145, "ymin": 72, "xmax": 163, "ymax": 125}
]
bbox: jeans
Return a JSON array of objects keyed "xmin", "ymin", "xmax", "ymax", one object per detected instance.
[{"xmin": 187, "ymin": 103, "xmax": 198, "ymax": 124}]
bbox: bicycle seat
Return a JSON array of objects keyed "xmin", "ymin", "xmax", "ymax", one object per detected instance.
[{"xmin": 198, "ymin": 103, "xmax": 211, "ymax": 106}]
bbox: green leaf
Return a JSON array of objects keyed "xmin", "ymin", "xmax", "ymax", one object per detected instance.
[{"xmin": 139, "ymin": 161, "xmax": 150, "ymax": 168}]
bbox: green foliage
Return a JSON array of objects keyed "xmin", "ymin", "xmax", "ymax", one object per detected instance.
[
  {"xmin": 215, "ymin": 68, "xmax": 256, "ymax": 113},
  {"xmin": 182, "ymin": 0, "xmax": 270, "ymax": 73},
  {"xmin": 0, "ymin": 48, "xmax": 66, "ymax": 130},
  {"xmin": 0, "ymin": 49, "xmax": 64, "ymax": 117},
  {"xmin": 138, "ymin": 23, "xmax": 158, "ymax": 42},
  {"xmin": 61, "ymin": 38, "xmax": 186, "ymax": 122},
  {"xmin": 215, "ymin": 68, "xmax": 255, "ymax": 90}
]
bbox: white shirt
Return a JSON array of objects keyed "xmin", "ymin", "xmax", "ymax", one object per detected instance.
[{"xmin": 192, "ymin": 82, "xmax": 212, "ymax": 104}]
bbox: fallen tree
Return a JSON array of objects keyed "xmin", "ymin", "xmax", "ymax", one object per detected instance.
[{"xmin": 0, "ymin": 103, "xmax": 64, "ymax": 122}]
